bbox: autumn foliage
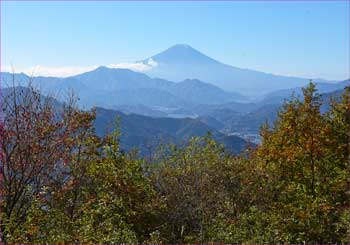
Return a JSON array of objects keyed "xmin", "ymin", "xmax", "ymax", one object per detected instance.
[{"xmin": 0, "ymin": 83, "xmax": 349, "ymax": 243}]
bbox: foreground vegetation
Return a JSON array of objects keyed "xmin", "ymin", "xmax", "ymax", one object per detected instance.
[{"xmin": 0, "ymin": 83, "xmax": 349, "ymax": 243}]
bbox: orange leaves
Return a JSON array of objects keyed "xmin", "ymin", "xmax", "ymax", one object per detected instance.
[{"xmin": 0, "ymin": 85, "xmax": 98, "ymax": 243}]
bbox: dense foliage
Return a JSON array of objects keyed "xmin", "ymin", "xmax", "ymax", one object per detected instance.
[{"xmin": 0, "ymin": 83, "xmax": 349, "ymax": 243}]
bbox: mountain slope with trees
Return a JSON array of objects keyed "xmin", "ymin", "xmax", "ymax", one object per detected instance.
[{"xmin": 1, "ymin": 83, "xmax": 349, "ymax": 243}]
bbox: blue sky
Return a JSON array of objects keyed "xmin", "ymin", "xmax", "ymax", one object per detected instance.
[{"xmin": 2, "ymin": 1, "xmax": 349, "ymax": 80}]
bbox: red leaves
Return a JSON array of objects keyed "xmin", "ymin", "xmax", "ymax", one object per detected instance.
[{"xmin": 0, "ymin": 85, "xmax": 96, "ymax": 242}]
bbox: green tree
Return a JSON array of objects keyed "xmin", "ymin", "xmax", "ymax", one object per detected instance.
[
  {"xmin": 209, "ymin": 84, "xmax": 350, "ymax": 243},
  {"xmin": 252, "ymin": 83, "xmax": 350, "ymax": 243},
  {"xmin": 150, "ymin": 136, "xmax": 249, "ymax": 243}
]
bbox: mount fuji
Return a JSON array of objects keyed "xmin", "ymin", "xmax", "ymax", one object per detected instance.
[{"xmin": 141, "ymin": 44, "xmax": 333, "ymax": 95}]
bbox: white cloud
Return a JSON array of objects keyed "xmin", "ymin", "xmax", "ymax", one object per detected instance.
[
  {"xmin": 2, "ymin": 65, "xmax": 97, "ymax": 77},
  {"xmin": 107, "ymin": 59, "xmax": 158, "ymax": 72},
  {"xmin": 1, "ymin": 59, "xmax": 158, "ymax": 77},
  {"xmin": 146, "ymin": 58, "xmax": 158, "ymax": 67}
]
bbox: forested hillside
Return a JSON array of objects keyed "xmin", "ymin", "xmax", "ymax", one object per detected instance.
[{"xmin": 0, "ymin": 83, "xmax": 349, "ymax": 243}]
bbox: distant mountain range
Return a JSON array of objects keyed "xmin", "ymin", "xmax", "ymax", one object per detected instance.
[
  {"xmin": 196, "ymin": 80, "xmax": 349, "ymax": 135},
  {"xmin": 1, "ymin": 44, "xmax": 348, "ymax": 147},
  {"xmin": 1, "ymin": 67, "xmax": 247, "ymax": 111},
  {"xmin": 260, "ymin": 79, "xmax": 350, "ymax": 104},
  {"xmin": 2, "ymin": 68, "xmax": 347, "ymax": 119},
  {"xmin": 2, "ymin": 44, "xmax": 344, "ymax": 99}
]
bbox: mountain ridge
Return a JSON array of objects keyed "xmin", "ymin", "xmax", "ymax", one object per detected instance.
[{"xmin": 1, "ymin": 67, "xmax": 248, "ymax": 110}]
